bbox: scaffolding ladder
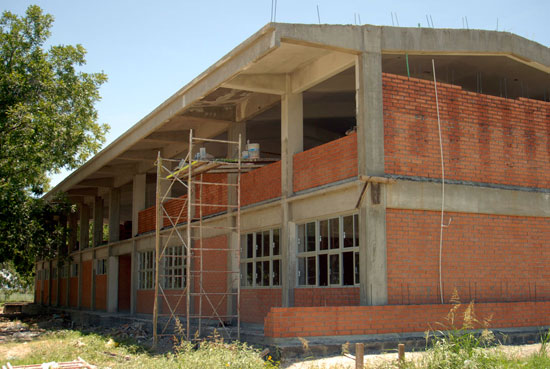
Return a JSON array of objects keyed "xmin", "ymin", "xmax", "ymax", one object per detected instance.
[{"xmin": 152, "ymin": 130, "xmax": 242, "ymax": 346}]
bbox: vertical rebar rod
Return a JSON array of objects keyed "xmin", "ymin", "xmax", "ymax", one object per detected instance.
[
  {"xmin": 152, "ymin": 152, "xmax": 162, "ymax": 348},
  {"xmin": 186, "ymin": 130, "xmax": 193, "ymax": 340}
]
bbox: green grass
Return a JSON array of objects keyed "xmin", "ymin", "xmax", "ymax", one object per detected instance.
[{"xmin": 1, "ymin": 326, "xmax": 278, "ymax": 369}]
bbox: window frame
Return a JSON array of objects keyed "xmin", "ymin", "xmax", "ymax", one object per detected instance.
[
  {"xmin": 95, "ymin": 259, "xmax": 107, "ymax": 275},
  {"xmin": 163, "ymin": 245, "xmax": 185, "ymax": 289},
  {"xmin": 70, "ymin": 263, "xmax": 79, "ymax": 278},
  {"xmin": 138, "ymin": 251, "xmax": 155, "ymax": 290},
  {"xmin": 296, "ymin": 213, "xmax": 360, "ymax": 288},
  {"xmin": 240, "ymin": 228, "xmax": 282, "ymax": 288}
]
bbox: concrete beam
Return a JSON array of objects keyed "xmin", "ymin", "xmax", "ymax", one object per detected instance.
[
  {"xmin": 77, "ymin": 178, "xmax": 114, "ymax": 188},
  {"xmin": 223, "ymin": 74, "xmax": 286, "ymax": 95},
  {"xmin": 291, "ymin": 51, "xmax": 355, "ymax": 93},
  {"xmin": 144, "ymin": 130, "xmax": 189, "ymax": 144},
  {"xmin": 236, "ymin": 93, "xmax": 280, "ymax": 122},
  {"xmin": 387, "ymin": 180, "xmax": 550, "ymax": 218},
  {"xmin": 67, "ymin": 188, "xmax": 98, "ymax": 197},
  {"xmin": 118, "ymin": 150, "xmax": 159, "ymax": 162}
]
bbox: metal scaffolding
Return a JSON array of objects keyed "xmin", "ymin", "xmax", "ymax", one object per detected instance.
[{"xmin": 152, "ymin": 129, "xmax": 246, "ymax": 345}]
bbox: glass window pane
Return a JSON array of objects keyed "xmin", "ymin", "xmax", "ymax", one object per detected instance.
[
  {"xmin": 355, "ymin": 252, "xmax": 360, "ymax": 285},
  {"xmin": 298, "ymin": 258, "xmax": 306, "ymax": 285},
  {"xmin": 273, "ymin": 259, "xmax": 280, "ymax": 286},
  {"xmin": 247, "ymin": 263, "xmax": 253, "ymax": 286},
  {"xmin": 343, "ymin": 215, "xmax": 353, "ymax": 247},
  {"xmin": 307, "ymin": 256, "xmax": 316, "ymax": 285},
  {"xmin": 320, "ymin": 220, "xmax": 329, "ymax": 250},
  {"xmin": 319, "ymin": 254, "xmax": 328, "ymax": 286},
  {"xmin": 256, "ymin": 233, "xmax": 262, "ymax": 257},
  {"xmin": 255, "ymin": 261, "xmax": 262, "ymax": 286},
  {"xmin": 354, "ymin": 214, "xmax": 359, "ymax": 247},
  {"xmin": 343, "ymin": 252, "xmax": 354, "ymax": 285},
  {"xmin": 306, "ymin": 222, "xmax": 316, "ymax": 252},
  {"xmin": 263, "ymin": 260, "xmax": 270, "ymax": 286},
  {"xmin": 272, "ymin": 229, "xmax": 280, "ymax": 256},
  {"xmin": 330, "ymin": 218, "xmax": 339, "ymax": 249},
  {"xmin": 263, "ymin": 231, "xmax": 270, "ymax": 257},
  {"xmin": 246, "ymin": 234, "xmax": 253, "ymax": 258},
  {"xmin": 298, "ymin": 224, "xmax": 305, "ymax": 253},
  {"xmin": 330, "ymin": 254, "xmax": 340, "ymax": 285}
]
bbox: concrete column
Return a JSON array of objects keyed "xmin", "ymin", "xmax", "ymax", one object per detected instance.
[
  {"xmin": 281, "ymin": 78, "xmax": 303, "ymax": 307},
  {"xmin": 68, "ymin": 212, "xmax": 78, "ymax": 252},
  {"xmin": 108, "ymin": 188, "xmax": 121, "ymax": 243},
  {"xmin": 227, "ymin": 123, "xmax": 246, "ymax": 319},
  {"xmin": 79, "ymin": 204, "xmax": 90, "ymax": 250},
  {"xmin": 356, "ymin": 47, "xmax": 388, "ymax": 306},
  {"xmin": 132, "ymin": 174, "xmax": 147, "ymax": 237},
  {"xmin": 107, "ymin": 255, "xmax": 119, "ymax": 313},
  {"xmin": 92, "ymin": 197, "xmax": 104, "ymax": 247},
  {"xmin": 130, "ymin": 241, "xmax": 137, "ymax": 314}
]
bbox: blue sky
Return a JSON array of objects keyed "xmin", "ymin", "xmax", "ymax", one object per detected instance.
[{"xmin": 3, "ymin": 0, "xmax": 549, "ymax": 187}]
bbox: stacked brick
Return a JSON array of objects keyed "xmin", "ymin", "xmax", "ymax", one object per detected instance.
[
  {"xmin": 293, "ymin": 133, "xmax": 358, "ymax": 193},
  {"xmin": 241, "ymin": 161, "xmax": 281, "ymax": 206},
  {"xmin": 383, "ymin": 73, "xmax": 550, "ymax": 188},
  {"xmin": 264, "ymin": 301, "xmax": 550, "ymax": 338},
  {"xmin": 294, "ymin": 287, "xmax": 359, "ymax": 307},
  {"xmin": 241, "ymin": 289, "xmax": 282, "ymax": 323}
]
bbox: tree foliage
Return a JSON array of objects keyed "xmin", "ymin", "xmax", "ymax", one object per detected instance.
[{"xmin": 0, "ymin": 5, "xmax": 108, "ymax": 279}]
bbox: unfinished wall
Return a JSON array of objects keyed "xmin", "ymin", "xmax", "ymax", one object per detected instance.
[
  {"xmin": 95, "ymin": 274, "xmax": 107, "ymax": 310},
  {"xmin": 35, "ymin": 279, "xmax": 41, "ymax": 304},
  {"xmin": 383, "ymin": 73, "xmax": 550, "ymax": 188},
  {"xmin": 42, "ymin": 279, "xmax": 49, "ymax": 305},
  {"xmin": 81, "ymin": 260, "xmax": 92, "ymax": 309},
  {"xmin": 386, "ymin": 209, "xmax": 550, "ymax": 304},
  {"xmin": 137, "ymin": 290, "xmax": 154, "ymax": 314},
  {"xmin": 241, "ymin": 289, "xmax": 282, "ymax": 323},
  {"xmin": 264, "ymin": 301, "xmax": 550, "ymax": 338},
  {"xmin": 193, "ymin": 235, "xmax": 228, "ymax": 318},
  {"xmin": 241, "ymin": 161, "xmax": 281, "ymax": 206},
  {"xmin": 59, "ymin": 278, "xmax": 67, "ymax": 306},
  {"xmin": 51, "ymin": 278, "xmax": 57, "ymax": 305},
  {"xmin": 118, "ymin": 254, "xmax": 131, "ymax": 312},
  {"xmin": 293, "ymin": 133, "xmax": 358, "ymax": 193},
  {"xmin": 294, "ymin": 287, "xmax": 359, "ymax": 307}
]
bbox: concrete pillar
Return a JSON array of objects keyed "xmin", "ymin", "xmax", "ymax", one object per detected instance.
[
  {"xmin": 92, "ymin": 197, "xmax": 104, "ymax": 247},
  {"xmin": 132, "ymin": 174, "xmax": 147, "ymax": 237},
  {"xmin": 281, "ymin": 78, "xmax": 303, "ymax": 307},
  {"xmin": 227, "ymin": 123, "xmax": 246, "ymax": 318},
  {"xmin": 68, "ymin": 212, "xmax": 78, "ymax": 252},
  {"xmin": 107, "ymin": 255, "xmax": 118, "ymax": 313},
  {"xmin": 109, "ymin": 188, "xmax": 121, "ymax": 243},
  {"xmin": 356, "ymin": 47, "xmax": 388, "ymax": 306},
  {"xmin": 79, "ymin": 204, "xmax": 90, "ymax": 250},
  {"xmin": 130, "ymin": 241, "xmax": 137, "ymax": 314}
]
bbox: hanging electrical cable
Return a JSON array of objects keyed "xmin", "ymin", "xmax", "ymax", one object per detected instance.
[{"xmin": 432, "ymin": 59, "xmax": 445, "ymax": 304}]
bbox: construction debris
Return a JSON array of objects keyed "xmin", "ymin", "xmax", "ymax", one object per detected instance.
[{"xmin": 2, "ymin": 357, "xmax": 95, "ymax": 369}]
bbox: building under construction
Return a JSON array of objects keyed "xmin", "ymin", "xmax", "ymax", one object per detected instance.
[{"xmin": 35, "ymin": 23, "xmax": 550, "ymax": 340}]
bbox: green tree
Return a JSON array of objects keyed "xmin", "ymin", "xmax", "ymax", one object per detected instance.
[{"xmin": 0, "ymin": 5, "xmax": 108, "ymax": 279}]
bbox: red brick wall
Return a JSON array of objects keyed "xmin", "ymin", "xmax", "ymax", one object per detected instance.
[
  {"xmin": 35, "ymin": 280, "xmax": 41, "ymax": 304},
  {"xmin": 386, "ymin": 209, "xmax": 550, "ymax": 305},
  {"xmin": 42, "ymin": 279, "xmax": 49, "ymax": 305},
  {"xmin": 137, "ymin": 290, "xmax": 154, "ymax": 314},
  {"xmin": 59, "ymin": 278, "xmax": 67, "ymax": 306},
  {"xmin": 81, "ymin": 260, "xmax": 92, "ymax": 309},
  {"xmin": 161, "ymin": 291, "xmax": 187, "ymax": 315},
  {"xmin": 265, "ymin": 301, "xmax": 550, "ymax": 338},
  {"xmin": 118, "ymin": 254, "xmax": 131, "ymax": 312},
  {"xmin": 95, "ymin": 274, "xmax": 107, "ymax": 310},
  {"xmin": 138, "ymin": 174, "xmax": 229, "ymax": 234},
  {"xmin": 69, "ymin": 277, "xmax": 78, "ymax": 307},
  {"xmin": 294, "ymin": 287, "xmax": 360, "ymax": 307},
  {"xmin": 51, "ymin": 279, "xmax": 57, "ymax": 305},
  {"xmin": 241, "ymin": 288, "xmax": 282, "ymax": 323},
  {"xmin": 241, "ymin": 161, "xmax": 281, "ymax": 206},
  {"xmin": 193, "ymin": 235, "xmax": 228, "ymax": 318},
  {"xmin": 383, "ymin": 73, "xmax": 550, "ymax": 188},
  {"xmin": 293, "ymin": 133, "xmax": 358, "ymax": 193}
]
